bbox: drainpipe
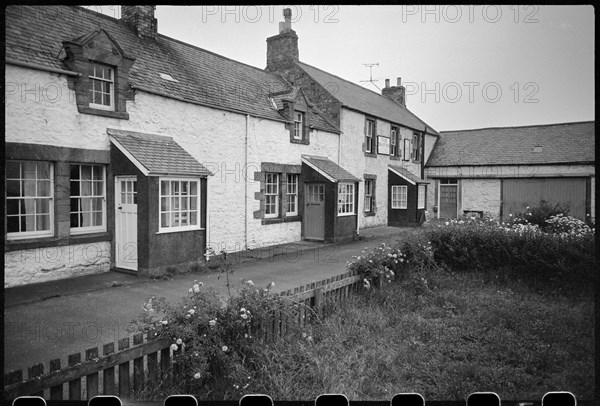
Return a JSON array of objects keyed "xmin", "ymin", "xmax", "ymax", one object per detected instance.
[
  {"xmin": 205, "ymin": 179, "xmax": 210, "ymax": 260},
  {"xmin": 245, "ymin": 114, "xmax": 249, "ymax": 250}
]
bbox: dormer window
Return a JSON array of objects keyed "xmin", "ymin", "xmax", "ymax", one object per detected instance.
[
  {"xmin": 294, "ymin": 112, "xmax": 304, "ymax": 140},
  {"xmin": 89, "ymin": 63, "xmax": 114, "ymax": 111},
  {"xmin": 61, "ymin": 29, "xmax": 135, "ymax": 120}
]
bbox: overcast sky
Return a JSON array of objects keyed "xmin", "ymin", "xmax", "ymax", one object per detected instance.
[{"xmin": 90, "ymin": 5, "xmax": 594, "ymax": 132}]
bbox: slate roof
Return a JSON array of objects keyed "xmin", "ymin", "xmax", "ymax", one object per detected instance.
[
  {"xmin": 297, "ymin": 62, "xmax": 439, "ymax": 136},
  {"xmin": 108, "ymin": 129, "xmax": 212, "ymax": 177},
  {"xmin": 301, "ymin": 155, "xmax": 360, "ymax": 182},
  {"xmin": 4, "ymin": 5, "xmax": 338, "ymax": 133},
  {"xmin": 426, "ymin": 121, "xmax": 595, "ymax": 167},
  {"xmin": 388, "ymin": 165, "xmax": 428, "ymax": 184}
]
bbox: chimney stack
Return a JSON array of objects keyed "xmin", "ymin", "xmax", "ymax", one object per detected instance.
[
  {"xmin": 382, "ymin": 76, "xmax": 406, "ymax": 107},
  {"xmin": 266, "ymin": 8, "xmax": 299, "ymax": 72},
  {"xmin": 121, "ymin": 6, "xmax": 157, "ymax": 39}
]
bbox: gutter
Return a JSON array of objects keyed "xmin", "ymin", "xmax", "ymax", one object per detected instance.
[{"xmin": 7, "ymin": 59, "xmax": 81, "ymax": 77}]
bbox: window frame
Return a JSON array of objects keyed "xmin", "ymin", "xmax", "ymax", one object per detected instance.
[
  {"xmin": 412, "ymin": 132, "xmax": 421, "ymax": 162},
  {"xmin": 365, "ymin": 118, "xmax": 375, "ymax": 153},
  {"xmin": 337, "ymin": 182, "xmax": 356, "ymax": 216},
  {"xmin": 418, "ymin": 185, "xmax": 426, "ymax": 209},
  {"xmin": 364, "ymin": 179, "xmax": 374, "ymax": 213},
  {"xmin": 286, "ymin": 173, "xmax": 299, "ymax": 216},
  {"xmin": 403, "ymin": 138, "xmax": 411, "ymax": 161},
  {"xmin": 6, "ymin": 160, "xmax": 55, "ymax": 240},
  {"xmin": 70, "ymin": 164, "xmax": 107, "ymax": 235},
  {"xmin": 88, "ymin": 63, "xmax": 115, "ymax": 111},
  {"xmin": 158, "ymin": 177, "xmax": 202, "ymax": 233},
  {"xmin": 264, "ymin": 173, "xmax": 280, "ymax": 219},
  {"xmin": 390, "ymin": 127, "xmax": 399, "ymax": 157},
  {"xmin": 391, "ymin": 185, "xmax": 408, "ymax": 209},
  {"xmin": 293, "ymin": 112, "xmax": 304, "ymax": 140}
]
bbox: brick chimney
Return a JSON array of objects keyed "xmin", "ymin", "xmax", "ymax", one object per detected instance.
[
  {"xmin": 121, "ymin": 6, "xmax": 157, "ymax": 39},
  {"xmin": 266, "ymin": 8, "xmax": 299, "ymax": 72},
  {"xmin": 382, "ymin": 77, "xmax": 406, "ymax": 107}
]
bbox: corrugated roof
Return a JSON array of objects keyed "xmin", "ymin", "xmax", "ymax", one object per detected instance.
[
  {"xmin": 301, "ymin": 155, "xmax": 360, "ymax": 182},
  {"xmin": 297, "ymin": 62, "xmax": 439, "ymax": 135},
  {"xmin": 388, "ymin": 165, "xmax": 428, "ymax": 184},
  {"xmin": 108, "ymin": 129, "xmax": 212, "ymax": 177},
  {"xmin": 426, "ymin": 121, "xmax": 595, "ymax": 167},
  {"xmin": 4, "ymin": 5, "xmax": 336, "ymax": 133}
]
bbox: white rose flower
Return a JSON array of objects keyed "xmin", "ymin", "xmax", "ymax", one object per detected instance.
[
  {"xmin": 176, "ymin": 338, "xmax": 183, "ymax": 345},
  {"xmin": 194, "ymin": 372, "xmax": 201, "ymax": 379},
  {"xmin": 170, "ymin": 344, "xmax": 178, "ymax": 351}
]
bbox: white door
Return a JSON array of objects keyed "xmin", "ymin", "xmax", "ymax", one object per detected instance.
[{"xmin": 115, "ymin": 177, "xmax": 138, "ymax": 271}]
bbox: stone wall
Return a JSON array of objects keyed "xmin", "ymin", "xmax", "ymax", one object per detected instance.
[
  {"xmin": 5, "ymin": 64, "xmax": 342, "ymax": 284},
  {"xmin": 4, "ymin": 242, "xmax": 110, "ymax": 288},
  {"xmin": 460, "ymin": 179, "xmax": 502, "ymax": 217}
]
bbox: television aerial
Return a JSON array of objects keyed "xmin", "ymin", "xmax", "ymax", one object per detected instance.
[{"xmin": 360, "ymin": 63, "xmax": 383, "ymax": 90}]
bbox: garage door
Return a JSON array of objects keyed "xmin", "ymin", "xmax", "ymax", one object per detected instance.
[{"xmin": 502, "ymin": 178, "xmax": 587, "ymax": 220}]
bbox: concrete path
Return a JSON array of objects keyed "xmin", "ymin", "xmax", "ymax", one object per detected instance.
[{"xmin": 4, "ymin": 227, "xmax": 413, "ymax": 373}]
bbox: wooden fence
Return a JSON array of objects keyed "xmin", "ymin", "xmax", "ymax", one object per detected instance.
[{"xmin": 4, "ymin": 269, "xmax": 368, "ymax": 401}]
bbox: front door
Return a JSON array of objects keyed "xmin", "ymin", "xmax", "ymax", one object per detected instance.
[
  {"xmin": 115, "ymin": 177, "xmax": 138, "ymax": 271},
  {"xmin": 304, "ymin": 183, "xmax": 325, "ymax": 240},
  {"xmin": 439, "ymin": 184, "xmax": 458, "ymax": 219}
]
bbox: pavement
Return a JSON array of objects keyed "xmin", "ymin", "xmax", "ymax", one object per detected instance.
[{"xmin": 4, "ymin": 226, "xmax": 414, "ymax": 373}]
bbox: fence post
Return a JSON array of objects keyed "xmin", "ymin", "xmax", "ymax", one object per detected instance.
[
  {"xmin": 49, "ymin": 359, "xmax": 62, "ymax": 400},
  {"xmin": 103, "ymin": 342, "xmax": 116, "ymax": 395},
  {"xmin": 133, "ymin": 333, "xmax": 144, "ymax": 394},
  {"xmin": 118, "ymin": 337, "xmax": 130, "ymax": 398},
  {"xmin": 68, "ymin": 353, "xmax": 81, "ymax": 400},
  {"xmin": 85, "ymin": 347, "xmax": 99, "ymax": 399},
  {"xmin": 314, "ymin": 287, "xmax": 323, "ymax": 318},
  {"xmin": 27, "ymin": 363, "xmax": 44, "ymax": 397}
]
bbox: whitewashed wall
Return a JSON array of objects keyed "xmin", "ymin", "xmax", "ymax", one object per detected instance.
[{"xmin": 5, "ymin": 64, "xmax": 341, "ymax": 284}]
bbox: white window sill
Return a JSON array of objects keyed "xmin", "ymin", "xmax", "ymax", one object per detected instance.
[
  {"xmin": 6, "ymin": 231, "xmax": 54, "ymax": 240},
  {"xmin": 391, "ymin": 207, "xmax": 408, "ymax": 210},
  {"xmin": 156, "ymin": 227, "xmax": 204, "ymax": 235},
  {"xmin": 89, "ymin": 103, "xmax": 115, "ymax": 111},
  {"xmin": 70, "ymin": 227, "xmax": 107, "ymax": 235},
  {"xmin": 337, "ymin": 212, "xmax": 356, "ymax": 217}
]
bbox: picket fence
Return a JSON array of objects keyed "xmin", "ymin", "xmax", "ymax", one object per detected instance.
[{"xmin": 4, "ymin": 269, "xmax": 370, "ymax": 401}]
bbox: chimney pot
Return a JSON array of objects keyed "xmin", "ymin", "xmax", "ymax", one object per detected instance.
[
  {"xmin": 397, "ymin": 77, "xmax": 402, "ymax": 86},
  {"xmin": 284, "ymin": 8, "xmax": 292, "ymax": 21},
  {"xmin": 385, "ymin": 79, "xmax": 390, "ymax": 88}
]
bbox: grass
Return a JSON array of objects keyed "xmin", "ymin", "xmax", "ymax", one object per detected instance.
[{"xmin": 246, "ymin": 268, "xmax": 594, "ymax": 401}]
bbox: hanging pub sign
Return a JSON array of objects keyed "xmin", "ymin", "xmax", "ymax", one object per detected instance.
[{"xmin": 377, "ymin": 136, "xmax": 390, "ymax": 155}]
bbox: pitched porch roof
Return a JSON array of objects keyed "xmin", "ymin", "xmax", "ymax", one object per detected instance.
[
  {"xmin": 301, "ymin": 155, "xmax": 360, "ymax": 183},
  {"xmin": 108, "ymin": 128, "xmax": 212, "ymax": 177},
  {"xmin": 388, "ymin": 164, "xmax": 428, "ymax": 185}
]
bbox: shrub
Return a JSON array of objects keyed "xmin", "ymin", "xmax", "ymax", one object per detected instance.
[
  {"xmin": 348, "ymin": 216, "xmax": 595, "ymax": 296},
  {"xmin": 129, "ymin": 280, "xmax": 304, "ymax": 399},
  {"xmin": 510, "ymin": 200, "xmax": 570, "ymax": 229}
]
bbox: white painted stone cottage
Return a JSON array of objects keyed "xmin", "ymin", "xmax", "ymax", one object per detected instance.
[{"xmin": 4, "ymin": 6, "xmax": 443, "ymax": 287}]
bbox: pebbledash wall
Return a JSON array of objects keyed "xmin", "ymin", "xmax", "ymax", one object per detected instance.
[
  {"xmin": 4, "ymin": 64, "xmax": 339, "ymax": 287},
  {"xmin": 339, "ymin": 108, "xmax": 428, "ymax": 230},
  {"xmin": 424, "ymin": 164, "xmax": 596, "ymax": 219}
]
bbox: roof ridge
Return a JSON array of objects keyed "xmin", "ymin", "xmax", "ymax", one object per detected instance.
[
  {"xmin": 156, "ymin": 34, "xmax": 285, "ymax": 81},
  {"xmin": 298, "ymin": 60, "xmax": 385, "ymax": 98},
  {"xmin": 440, "ymin": 121, "xmax": 595, "ymax": 134},
  {"xmin": 296, "ymin": 61, "xmax": 438, "ymax": 135},
  {"xmin": 75, "ymin": 6, "xmax": 287, "ymax": 85}
]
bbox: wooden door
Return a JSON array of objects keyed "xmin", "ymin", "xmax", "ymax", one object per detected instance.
[
  {"xmin": 115, "ymin": 177, "xmax": 138, "ymax": 271},
  {"xmin": 439, "ymin": 184, "xmax": 458, "ymax": 219},
  {"xmin": 304, "ymin": 183, "xmax": 325, "ymax": 240}
]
